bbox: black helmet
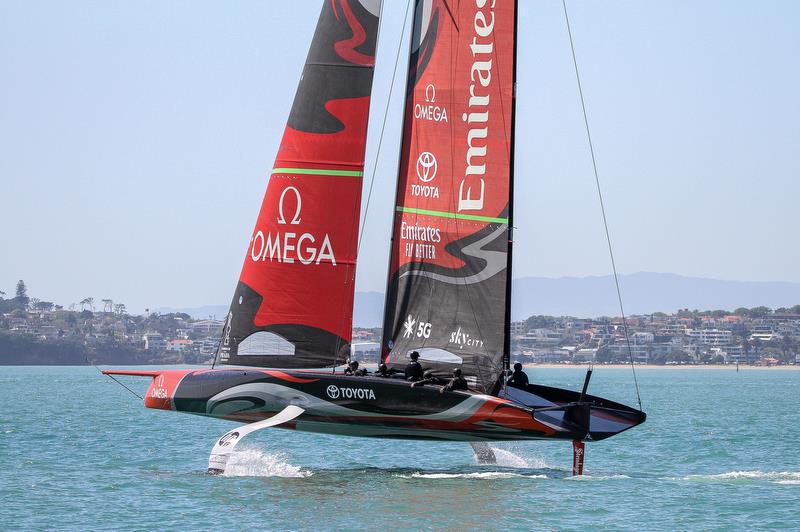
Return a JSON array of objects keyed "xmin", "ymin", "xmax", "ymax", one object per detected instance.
[
  {"xmin": 514, "ymin": 362, "xmax": 523, "ymax": 371},
  {"xmin": 423, "ymin": 370, "xmax": 434, "ymax": 379},
  {"xmin": 350, "ymin": 360, "xmax": 359, "ymax": 368},
  {"xmin": 410, "ymin": 351, "xmax": 420, "ymax": 360},
  {"xmin": 378, "ymin": 363, "xmax": 387, "ymax": 372},
  {"xmin": 453, "ymin": 368, "xmax": 462, "ymax": 376}
]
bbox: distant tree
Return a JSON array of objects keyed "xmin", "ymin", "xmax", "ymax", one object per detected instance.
[
  {"xmin": 791, "ymin": 305, "xmax": 800, "ymax": 314},
  {"xmin": 113, "ymin": 303, "xmax": 126, "ymax": 315},
  {"xmin": 734, "ymin": 307, "xmax": 749, "ymax": 316},
  {"xmin": 751, "ymin": 337, "xmax": 762, "ymax": 362},
  {"xmin": 68, "ymin": 303, "xmax": 76, "ymax": 311},
  {"xmin": 86, "ymin": 297, "xmax": 95, "ymax": 312},
  {"xmin": 14, "ymin": 280, "xmax": 29, "ymax": 309},
  {"xmin": 739, "ymin": 334, "xmax": 751, "ymax": 365},
  {"xmin": 0, "ymin": 290, "xmax": 5, "ymax": 299},
  {"xmin": 748, "ymin": 306, "xmax": 771, "ymax": 318},
  {"xmin": 28, "ymin": 297, "xmax": 41, "ymax": 312},
  {"xmin": 780, "ymin": 335, "xmax": 795, "ymax": 365},
  {"xmin": 102, "ymin": 299, "xmax": 113, "ymax": 313}
]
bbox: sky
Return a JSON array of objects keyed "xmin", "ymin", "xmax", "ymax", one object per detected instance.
[{"xmin": 1, "ymin": 1, "xmax": 799, "ymax": 313}]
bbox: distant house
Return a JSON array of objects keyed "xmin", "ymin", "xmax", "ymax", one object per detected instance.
[
  {"xmin": 166, "ymin": 339, "xmax": 193, "ymax": 352},
  {"xmin": 191, "ymin": 320, "xmax": 224, "ymax": 335},
  {"xmin": 142, "ymin": 333, "xmax": 166, "ymax": 351},
  {"xmin": 38, "ymin": 325, "xmax": 59, "ymax": 340}
]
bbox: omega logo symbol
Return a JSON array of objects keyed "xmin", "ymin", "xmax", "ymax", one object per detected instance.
[
  {"xmin": 416, "ymin": 151, "xmax": 438, "ymax": 183},
  {"xmin": 277, "ymin": 186, "xmax": 302, "ymax": 225},
  {"xmin": 425, "ymin": 84, "xmax": 436, "ymax": 103},
  {"xmin": 326, "ymin": 385, "xmax": 340, "ymax": 399}
]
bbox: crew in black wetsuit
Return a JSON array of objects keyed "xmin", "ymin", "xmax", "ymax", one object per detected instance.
[
  {"xmin": 344, "ymin": 360, "xmax": 363, "ymax": 376},
  {"xmin": 410, "ymin": 370, "xmax": 443, "ymax": 388},
  {"xmin": 374, "ymin": 363, "xmax": 391, "ymax": 377},
  {"xmin": 506, "ymin": 362, "xmax": 529, "ymax": 389},
  {"xmin": 405, "ymin": 351, "xmax": 424, "ymax": 382},
  {"xmin": 441, "ymin": 367, "xmax": 469, "ymax": 393}
]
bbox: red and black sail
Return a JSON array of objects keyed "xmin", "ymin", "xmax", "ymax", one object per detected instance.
[
  {"xmin": 382, "ymin": 0, "xmax": 516, "ymax": 392},
  {"xmin": 219, "ymin": 0, "xmax": 382, "ymax": 368}
]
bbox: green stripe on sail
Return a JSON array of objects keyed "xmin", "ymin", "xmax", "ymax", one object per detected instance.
[
  {"xmin": 272, "ymin": 167, "xmax": 363, "ymax": 177},
  {"xmin": 396, "ymin": 206, "xmax": 508, "ymax": 224}
]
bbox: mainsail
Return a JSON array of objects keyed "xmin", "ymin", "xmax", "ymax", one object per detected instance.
[
  {"xmin": 382, "ymin": 0, "xmax": 517, "ymax": 392},
  {"xmin": 219, "ymin": 0, "xmax": 382, "ymax": 368}
]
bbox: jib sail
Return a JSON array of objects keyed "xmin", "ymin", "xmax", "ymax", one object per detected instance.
[
  {"xmin": 218, "ymin": 0, "xmax": 382, "ymax": 368},
  {"xmin": 382, "ymin": 0, "xmax": 516, "ymax": 392}
]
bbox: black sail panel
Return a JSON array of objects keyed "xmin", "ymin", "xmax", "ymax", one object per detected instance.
[{"xmin": 381, "ymin": 0, "xmax": 516, "ymax": 392}]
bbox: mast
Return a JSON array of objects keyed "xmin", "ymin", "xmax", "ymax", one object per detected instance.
[
  {"xmin": 380, "ymin": 0, "xmax": 417, "ymax": 359},
  {"xmin": 502, "ymin": 0, "xmax": 520, "ymax": 377}
]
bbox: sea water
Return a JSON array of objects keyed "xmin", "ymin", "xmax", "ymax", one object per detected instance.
[{"xmin": 1, "ymin": 366, "xmax": 798, "ymax": 530}]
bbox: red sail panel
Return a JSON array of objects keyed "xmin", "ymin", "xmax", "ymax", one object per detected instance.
[
  {"xmin": 382, "ymin": 0, "xmax": 516, "ymax": 392},
  {"xmin": 219, "ymin": 0, "xmax": 382, "ymax": 368}
]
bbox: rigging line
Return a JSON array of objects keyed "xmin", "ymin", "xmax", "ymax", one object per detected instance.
[
  {"xmin": 104, "ymin": 372, "xmax": 144, "ymax": 401},
  {"xmin": 561, "ymin": 0, "xmax": 642, "ymax": 410},
  {"xmin": 357, "ymin": 0, "xmax": 412, "ymax": 253}
]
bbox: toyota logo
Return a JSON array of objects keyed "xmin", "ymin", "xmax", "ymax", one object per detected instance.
[
  {"xmin": 326, "ymin": 385, "xmax": 340, "ymax": 399},
  {"xmin": 416, "ymin": 151, "xmax": 438, "ymax": 183}
]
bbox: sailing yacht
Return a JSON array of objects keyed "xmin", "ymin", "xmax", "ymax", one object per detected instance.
[{"xmin": 106, "ymin": 0, "xmax": 645, "ymax": 475}]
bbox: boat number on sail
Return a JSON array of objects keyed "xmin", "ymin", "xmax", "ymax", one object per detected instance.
[
  {"xmin": 326, "ymin": 385, "xmax": 376, "ymax": 400},
  {"xmin": 403, "ymin": 315, "xmax": 432, "ymax": 339},
  {"xmin": 250, "ymin": 186, "xmax": 336, "ymax": 266},
  {"xmin": 414, "ymin": 84, "xmax": 448, "ymax": 123}
]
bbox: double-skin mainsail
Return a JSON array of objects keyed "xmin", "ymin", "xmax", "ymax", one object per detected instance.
[{"xmin": 382, "ymin": 0, "xmax": 517, "ymax": 393}]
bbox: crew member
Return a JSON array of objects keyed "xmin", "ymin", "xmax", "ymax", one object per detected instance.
[
  {"xmin": 506, "ymin": 362, "xmax": 529, "ymax": 389},
  {"xmin": 440, "ymin": 367, "xmax": 469, "ymax": 393},
  {"xmin": 344, "ymin": 360, "xmax": 361, "ymax": 376},
  {"xmin": 405, "ymin": 351, "xmax": 424, "ymax": 382},
  {"xmin": 374, "ymin": 363, "xmax": 391, "ymax": 378},
  {"xmin": 410, "ymin": 370, "xmax": 443, "ymax": 388}
]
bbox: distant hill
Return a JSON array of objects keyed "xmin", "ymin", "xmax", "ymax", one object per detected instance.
[
  {"xmin": 511, "ymin": 272, "xmax": 800, "ymax": 319},
  {"xmin": 159, "ymin": 273, "xmax": 800, "ymax": 327}
]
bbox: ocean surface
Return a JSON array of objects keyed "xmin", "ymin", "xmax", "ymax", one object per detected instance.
[{"xmin": 1, "ymin": 366, "xmax": 798, "ymax": 531}]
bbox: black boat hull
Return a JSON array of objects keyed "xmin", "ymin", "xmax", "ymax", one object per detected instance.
[{"xmin": 105, "ymin": 368, "xmax": 645, "ymax": 442}]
